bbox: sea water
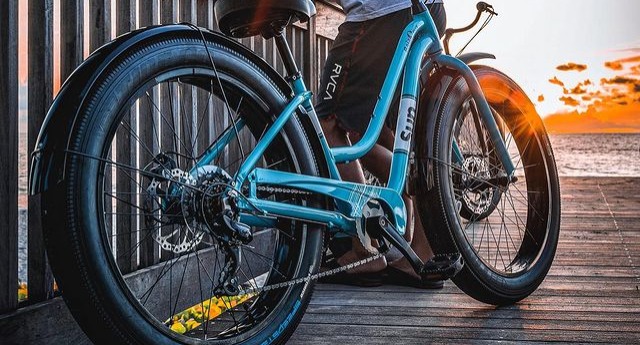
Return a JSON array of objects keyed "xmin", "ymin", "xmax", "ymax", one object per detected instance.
[{"xmin": 549, "ymin": 133, "xmax": 640, "ymax": 177}]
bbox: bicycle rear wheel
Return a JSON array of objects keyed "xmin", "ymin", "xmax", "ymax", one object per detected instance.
[
  {"xmin": 419, "ymin": 66, "xmax": 561, "ymax": 305},
  {"xmin": 41, "ymin": 31, "xmax": 323, "ymax": 344}
]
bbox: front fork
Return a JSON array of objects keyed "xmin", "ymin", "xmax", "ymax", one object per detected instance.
[{"xmin": 436, "ymin": 54, "xmax": 516, "ymax": 177}]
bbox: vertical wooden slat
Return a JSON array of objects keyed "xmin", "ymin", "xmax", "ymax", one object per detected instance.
[
  {"xmin": 27, "ymin": 0, "xmax": 55, "ymax": 304},
  {"xmin": 195, "ymin": 0, "xmax": 211, "ymax": 157},
  {"xmin": 89, "ymin": 0, "xmax": 111, "ymax": 52},
  {"xmin": 158, "ymin": 0, "xmax": 178, "ymax": 262},
  {"xmin": 161, "ymin": 0, "xmax": 178, "ymax": 25},
  {"xmin": 112, "ymin": 0, "xmax": 137, "ymax": 273},
  {"xmin": 0, "ymin": 0, "xmax": 19, "ymax": 313},
  {"xmin": 138, "ymin": 0, "xmax": 160, "ymax": 268},
  {"xmin": 60, "ymin": 0, "xmax": 84, "ymax": 81},
  {"xmin": 116, "ymin": 0, "xmax": 136, "ymax": 35},
  {"xmin": 179, "ymin": 0, "xmax": 195, "ymax": 166}
]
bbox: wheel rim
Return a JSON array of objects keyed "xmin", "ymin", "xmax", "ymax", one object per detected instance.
[
  {"xmin": 449, "ymin": 92, "xmax": 553, "ymax": 277},
  {"xmin": 96, "ymin": 67, "xmax": 310, "ymax": 342}
]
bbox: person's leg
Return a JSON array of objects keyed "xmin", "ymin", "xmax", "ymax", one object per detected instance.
[
  {"xmin": 358, "ymin": 128, "xmax": 436, "ymax": 279},
  {"xmin": 320, "ymin": 116, "xmax": 387, "ymax": 274}
]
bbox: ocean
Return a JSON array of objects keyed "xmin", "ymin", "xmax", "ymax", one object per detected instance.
[
  {"xmin": 14, "ymin": 132, "xmax": 640, "ymax": 284},
  {"xmin": 549, "ymin": 133, "xmax": 640, "ymax": 177}
]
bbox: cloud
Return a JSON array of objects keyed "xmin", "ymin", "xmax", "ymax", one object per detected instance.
[
  {"xmin": 583, "ymin": 79, "xmax": 592, "ymax": 86},
  {"xmin": 549, "ymin": 76, "xmax": 565, "ymax": 87},
  {"xmin": 604, "ymin": 55, "xmax": 640, "ymax": 73},
  {"xmin": 600, "ymin": 76, "xmax": 640, "ymax": 92},
  {"xmin": 615, "ymin": 55, "xmax": 640, "ymax": 64},
  {"xmin": 570, "ymin": 85, "xmax": 587, "ymax": 95},
  {"xmin": 605, "ymin": 61, "xmax": 623, "ymax": 70},
  {"xmin": 537, "ymin": 94, "xmax": 545, "ymax": 102},
  {"xmin": 559, "ymin": 96, "xmax": 580, "ymax": 107},
  {"xmin": 556, "ymin": 62, "xmax": 587, "ymax": 72},
  {"xmin": 600, "ymin": 76, "xmax": 640, "ymax": 96}
]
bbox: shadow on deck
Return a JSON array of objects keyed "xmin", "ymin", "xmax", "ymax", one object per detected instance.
[{"xmin": 291, "ymin": 177, "xmax": 640, "ymax": 344}]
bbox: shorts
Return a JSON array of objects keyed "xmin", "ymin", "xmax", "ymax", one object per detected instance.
[{"xmin": 316, "ymin": 4, "xmax": 447, "ymax": 135}]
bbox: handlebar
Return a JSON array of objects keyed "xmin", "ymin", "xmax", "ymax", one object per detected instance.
[{"xmin": 443, "ymin": 2, "xmax": 497, "ymax": 55}]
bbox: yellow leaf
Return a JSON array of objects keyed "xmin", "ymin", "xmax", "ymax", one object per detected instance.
[{"xmin": 170, "ymin": 322, "xmax": 186, "ymax": 334}]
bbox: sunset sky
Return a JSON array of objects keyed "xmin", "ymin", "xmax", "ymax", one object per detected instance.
[
  {"xmin": 445, "ymin": 0, "xmax": 640, "ymax": 133},
  {"xmin": 17, "ymin": 0, "xmax": 640, "ymax": 133}
]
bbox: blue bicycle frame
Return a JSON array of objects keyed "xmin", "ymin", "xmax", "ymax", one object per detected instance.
[{"xmin": 192, "ymin": 6, "xmax": 516, "ymax": 238}]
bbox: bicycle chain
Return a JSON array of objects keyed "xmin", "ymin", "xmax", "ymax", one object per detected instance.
[
  {"xmin": 234, "ymin": 251, "xmax": 387, "ymax": 296},
  {"xmin": 256, "ymin": 185, "xmax": 312, "ymax": 196}
]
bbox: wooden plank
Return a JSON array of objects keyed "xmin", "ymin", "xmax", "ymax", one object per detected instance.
[
  {"xmin": 0, "ymin": 297, "xmax": 91, "ymax": 345},
  {"xmin": 115, "ymin": 0, "xmax": 136, "ymax": 35},
  {"xmin": 27, "ymin": 0, "xmax": 55, "ymax": 304},
  {"xmin": 0, "ymin": 0, "xmax": 19, "ymax": 314},
  {"xmin": 179, "ymin": 0, "xmax": 196, "ymax": 167},
  {"xmin": 194, "ymin": 0, "xmax": 211, "ymax": 164},
  {"xmin": 60, "ymin": 0, "xmax": 84, "ymax": 81},
  {"xmin": 113, "ymin": 0, "xmax": 136, "ymax": 274},
  {"xmin": 89, "ymin": 0, "xmax": 111, "ymax": 53},
  {"xmin": 299, "ymin": 312, "xmax": 640, "ymax": 334},
  {"xmin": 304, "ymin": 305, "xmax": 640, "ymax": 323},
  {"xmin": 137, "ymin": 0, "xmax": 159, "ymax": 268},
  {"xmin": 292, "ymin": 323, "xmax": 640, "ymax": 344}
]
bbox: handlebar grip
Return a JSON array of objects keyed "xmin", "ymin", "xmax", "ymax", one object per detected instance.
[
  {"xmin": 476, "ymin": 2, "xmax": 489, "ymax": 11},
  {"xmin": 476, "ymin": 2, "xmax": 497, "ymax": 15}
]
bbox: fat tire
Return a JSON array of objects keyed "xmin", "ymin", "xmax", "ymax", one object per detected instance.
[
  {"xmin": 40, "ymin": 32, "xmax": 324, "ymax": 344},
  {"xmin": 418, "ymin": 66, "xmax": 561, "ymax": 306}
]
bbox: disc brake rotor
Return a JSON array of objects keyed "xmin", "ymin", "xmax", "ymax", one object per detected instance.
[{"xmin": 461, "ymin": 155, "xmax": 495, "ymax": 214}]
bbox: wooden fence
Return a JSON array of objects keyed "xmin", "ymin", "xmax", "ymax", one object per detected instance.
[{"xmin": 0, "ymin": 0, "xmax": 343, "ymax": 317}]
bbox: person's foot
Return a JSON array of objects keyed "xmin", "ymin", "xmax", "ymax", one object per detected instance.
[{"xmin": 388, "ymin": 257, "xmax": 420, "ymax": 279}]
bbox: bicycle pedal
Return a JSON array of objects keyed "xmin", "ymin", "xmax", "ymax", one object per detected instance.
[{"xmin": 420, "ymin": 253, "xmax": 464, "ymax": 281}]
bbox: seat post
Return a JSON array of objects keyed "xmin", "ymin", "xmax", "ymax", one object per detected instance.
[{"xmin": 273, "ymin": 32, "xmax": 301, "ymax": 79}]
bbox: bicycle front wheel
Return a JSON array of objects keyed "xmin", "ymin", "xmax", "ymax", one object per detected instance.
[
  {"xmin": 41, "ymin": 31, "xmax": 324, "ymax": 344},
  {"xmin": 420, "ymin": 65, "xmax": 561, "ymax": 305}
]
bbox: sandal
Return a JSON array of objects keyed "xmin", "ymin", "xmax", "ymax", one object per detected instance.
[{"xmin": 382, "ymin": 266, "xmax": 444, "ymax": 289}]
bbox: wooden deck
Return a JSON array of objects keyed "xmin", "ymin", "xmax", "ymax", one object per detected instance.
[
  {"xmin": 1, "ymin": 177, "xmax": 638, "ymax": 344},
  {"xmin": 291, "ymin": 177, "xmax": 640, "ymax": 344}
]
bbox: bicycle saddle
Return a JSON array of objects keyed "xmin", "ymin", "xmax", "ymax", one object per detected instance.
[{"xmin": 215, "ymin": 0, "xmax": 316, "ymax": 38}]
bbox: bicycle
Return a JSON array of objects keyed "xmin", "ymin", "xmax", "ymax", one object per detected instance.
[{"xmin": 29, "ymin": 0, "xmax": 560, "ymax": 344}]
